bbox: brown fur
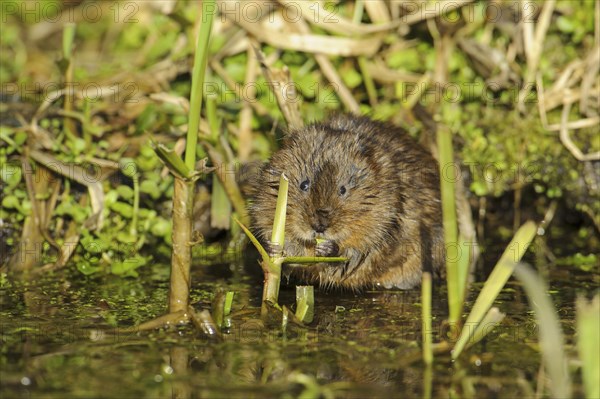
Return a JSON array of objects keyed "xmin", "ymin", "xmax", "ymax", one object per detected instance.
[{"xmin": 250, "ymin": 115, "xmax": 444, "ymax": 290}]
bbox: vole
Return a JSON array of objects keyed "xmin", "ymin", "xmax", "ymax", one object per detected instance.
[{"xmin": 250, "ymin": 114, "xmax": 444, "ymax": 290}]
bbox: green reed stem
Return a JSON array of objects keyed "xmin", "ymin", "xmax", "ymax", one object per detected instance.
[
  {"xmin": 62, "ymin": 23, "xmax": 77, "ymax": 138},
  {"xmin": 271, "ymin": 173, "xmax": 289, "ymax": 249},
  {"xmin": 185, "ymin": 0, "xmax": 215, "ymax": 170},
  {"xmin": 577, "ymin": 294, "xmax": 600, "ymax": 399},
  {"xmin": 422, "ymin": 272, "xmax": 433, "ymax": 365},
  {"xmin": 436, "ymin": 124, "xmax": 460, "ymax": 324}
]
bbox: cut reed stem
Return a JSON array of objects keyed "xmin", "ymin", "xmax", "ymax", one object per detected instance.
[{"xmin": 422, "ymin": 272, "xmax": 433, "ymax": 365}]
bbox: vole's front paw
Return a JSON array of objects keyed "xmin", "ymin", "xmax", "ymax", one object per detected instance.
[
  {"xmin": 264, "ymin": 240, "xmax": 283, "ymax": 258},
  {"xmin": 315, "ymin": 240, "xmax": 339, "ymax": 257}
]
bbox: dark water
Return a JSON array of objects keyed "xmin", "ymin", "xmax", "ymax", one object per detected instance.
[{"xmin": 0, "ymin": 259, "xmax": 597, "ymax": 399}]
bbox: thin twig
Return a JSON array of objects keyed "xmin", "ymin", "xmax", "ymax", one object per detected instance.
[
  {"xmin": 518, "ymin": 0, "xmax": 555, "ymax": 111},
  {"xmin": 559, "ymin": 102, "xmax": 600, "ymax": 161}
]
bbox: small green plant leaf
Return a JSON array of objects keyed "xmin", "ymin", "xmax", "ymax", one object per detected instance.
[
  {"xmin": 110, "ymin": 201, "xmax": 133, "ymax": 218},
  {"xmin": 116, "ymin": 185, "xmax": 134, "ymax": 200},
  {"xmin": 2, "ymin": 195, "xmax": 20, "ymax": 209},
  {"xmin": 234, "ymin": 217, "xmax": 269, "ymax": 264},
  {"xmin": 452, "ymin": 221, "xmax": 537, "ymax": 359},
  {"xmin": 152, "ymin": 142, "xmax": 192, "ymax": 178}
]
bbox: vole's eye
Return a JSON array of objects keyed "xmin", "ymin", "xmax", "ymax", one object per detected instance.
[
  {"xmin": 339, "ymin": 185, "xmax": 347, "ymax": 196},
  {"xmin": 300, "ymin": 179, "xmax": 310, "ymax": 192}
]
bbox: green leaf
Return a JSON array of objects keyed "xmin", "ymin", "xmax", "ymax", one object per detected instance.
[
  {"xmin": 104, "ymin": 190, "xmax": 118, "ymax": 206},
  {"xmin": 111, "ymin": 255, "xmax": 147, "ymax": 277},
  {"xmin": 68, "ymin": 138, "xmax": 87, "ymax": 154},
  {"xmin": 116, "ymin": 231, "xmax": 136, "ymax": 243},
  {"xmin": 152, "ymin": 142, "xmax": 191, "ymax": 178},
  {"xmin": 452, "ymin": 221, "xmax": 538, "ymax": 359},
  {"xmin": 76, "ymin": 261, "xmax": 102, "ymax": 276},
  {"xmin": 21, "ymin": 200, "xmax": 31, "ymax": 215},
  {"xmin": 140, "ymin": 180, "xmax": 161, "ymax": 199},
  {"xmin": 119, "ymin": 158, "xmax": 138, "ymax": 178},
  {"xmin": 116, "ymin": 185, "xmax": 134, "ymax": 200},
  {"xmin": 110, "ymin": 201, "xmax": 133, "ymax": 218},
  {"xmin": 470, "ymin": 181, "xmax": 488, "ymax": 196},
  {"xmin": 14, "ymin": 131, "xmax": 28, "ymax": 145},
  {"xmin": 388, "ymin": 47, "xmax": 423, "ymax": 70},
  {"xmin": 150, "ymin": 218, "xmax": 170, "ymax": 237},
  {"xmin": 295, "ymin": 286, "xmax": 314, "ymax": 323},
  {"xmin": 556, "ymin": 16, "xmax": 574, "ymax": 33},
  {"xmin": 140, "ymin": 144, "xmax": 158, "ymax": 158},
  {"xmin": 135, "ymin": 104, "xmax": 157, "ymax": 133},
  {"xmin": 81, "ymin": 235, "xmax": 106, "ymax": 253},
  {"xmin": 577, "ymin": 295, "xmax": 600, "ymax": 399},
  {"xmin": 1, "ymin": 195, "xmax": 20, "ymax": 209},
  {"xmin": 342, "ymin": 68, "xmax": 362, "ymax": 89}
]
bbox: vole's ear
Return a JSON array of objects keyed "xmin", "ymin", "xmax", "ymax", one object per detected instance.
[
  {"xmin": 348, "ymin": 165, "xmax": 369, "ymax": 185},
  {"xmin": 281, "ymin": 127, "xmax": 298, "ymax": 142},
  {"xmin": 238, "ymin": 160, "xmax": 264, "ymax": 197},
  {"xmin": 282, "ymin": 124, "xmax": 314, "ymax": 147},
  {"xmin": 283, "ymin": 122, "xmax": 309, "ymax": 138}
]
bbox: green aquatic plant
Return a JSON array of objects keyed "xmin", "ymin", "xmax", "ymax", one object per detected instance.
[
  {"xmin": 576, "ymin": 294, "xmax": 600, "ymax": 399},
  {"xmin": 452, "ymin": 221, "xmax": 538, "ymax": 359},
  {"xmin": 295, "ymin": 286, "xmax": 315, "ymax": 324},
  {"xmin": 60, "ymin": 23, "xmax": 77, "ymax": 138},
  {"xmin": 153, "ymin": 0, "xmax": 215, "ymax": 313},
  {"xmin": 437, "ymin": 123, "xmax": 464, "ymax": 325},
  {"xmin": 513, "ymin": 263, "xmax": 571, "ymax": 398},
  {"xmin": 262, "ymin": 172, "xmax": 288, "ymax": 314}
]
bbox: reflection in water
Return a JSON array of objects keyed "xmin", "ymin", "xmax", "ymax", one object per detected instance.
[
  {"xmin": 0, "ymin": 267, "xmax": 595, "ymax": 398},
  {"xmin": 170, "ymin": 346, "xmax": 190, "ymax": 399}
]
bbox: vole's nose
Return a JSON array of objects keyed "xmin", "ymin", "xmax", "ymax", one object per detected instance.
[
  {"xmin": 316, "ymin": 208, "xmax": 332, "ymax": 218},
  {"xmin": 312, "ymin": 208, "xmax": 332, "ymax": 233},
  {"xmin": 312, "ymin": 222, "xmax": 327, "ymax": 233}
]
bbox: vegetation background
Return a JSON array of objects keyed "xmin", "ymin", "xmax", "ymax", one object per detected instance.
[
  {"xmin": 0, "ymin": 0, "xmax": 598, "ymax": 276},
  {"xmin": 0, "ymin": 1, "xmax": 599, "ymax": 398}
]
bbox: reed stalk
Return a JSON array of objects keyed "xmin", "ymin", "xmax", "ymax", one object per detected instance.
[
  {"xmin": 422, "ymin": 272, "xmax": 433, "ymax": 365},
  {"xmin": 167, "ymin": 0, "xmax": 215, "ymax": 313},
  {"xmin": 436, "ymin": 124, "xmax": 461, "ymax": 324},
  {"xmin": 261, "ymin": 173, "xmax": 289, "ymax": 315},
  {"xmin": 576, "ymin": 294, "xmax": 600, "ymax": 399},
  {"xmin": 184, "ymin": 0, "xmax": 215, "ymax": 170},
  {"xmin": 62, "ymin": 23, "xmax": 77, "ymax": 138}
]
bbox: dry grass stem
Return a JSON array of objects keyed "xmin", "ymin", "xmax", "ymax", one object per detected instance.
[
  {"xmin": 210, "ymin": 60, "xmax": 270, "ymax": 116},
  {"xmin": 559, "ymin": 102, "xmax": 600, "ymax": 162},
  {"xmin": 366, "ymin": 60, "xmax": 422, "ymax": 84},
  {"xmin": 224, "ymin": 12, "xmax": 382, "ymax": 57},
  {"xmin": 239, "ymin": 46, "xmax": 259, "ymax": 161},
  {"xmin": 518, "ymin": 0, "xmax": 555, "ymax": 111},
  {"xmin": 580, "ymin": 50, "xmax": 600, "ymax": 116},
  {"xmin": 276, "ymin": 1, "xmax": 361, "ymax": 113},
  {"xmin": 255, "ymin": 49, "xmax": 304, "ymax": 130},
  {"xmin": 364, "ymin": 0, "xmax": 390, "ymax": 23}
]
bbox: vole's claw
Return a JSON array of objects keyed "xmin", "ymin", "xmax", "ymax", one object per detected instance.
[
  {"xmin": 265, "ymin": 240, "xmax": 283, "ymax": 258},
  {"xmin": 315, "ymin": 239, "xmax": 339, "ymax": 257}
]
